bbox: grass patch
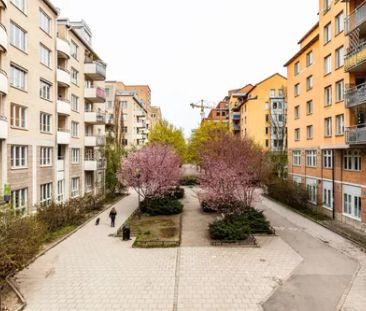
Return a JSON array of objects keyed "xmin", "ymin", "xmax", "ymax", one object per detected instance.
[
  {"xmin": 43, "ymin": 225, "xmax": 77, "ymax": 244},
  {"xmin": 129, "ymin": 213, "xmax": 181, "ymax": 248}
]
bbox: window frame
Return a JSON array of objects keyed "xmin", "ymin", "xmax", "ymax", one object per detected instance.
[
  {"xmin": 40, "ymin": 112, "xmax": 52, "ymax": 133},
  {"xmin": 40, "ymin": 147, "xmax": 52, "ymax": 166},
  {"xmin": 11, "ymin": 145, "xmax": 28, "ymax": 169}
]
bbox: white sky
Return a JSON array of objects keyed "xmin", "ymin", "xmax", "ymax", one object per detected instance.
[{"xmin": 52, "ymin": 0, "xmax": 319, "ymax": 136}]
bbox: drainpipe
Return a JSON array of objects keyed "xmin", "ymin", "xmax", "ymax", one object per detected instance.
[{"xmin": 332, "ymin": 149, "xmax": 335, "ymax": 220}]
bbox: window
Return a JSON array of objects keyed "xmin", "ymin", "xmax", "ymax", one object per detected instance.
[
  {"xmin": 306, "ymin": 150, "xmax": 317, "ymax": 167},
  {"xmin": 294, "ymin": 105, "xmax": 300, "ymax": 119},
  {"xmin": 324, "ymin": 54, "xmax": 332, "ymax": 74},
  {"xmin": 324, "ymin": 117, "xmax": 332, "ymax": 137},
  {"xmin": 71, "ymin": 121, "xmax": 79, "ymax": 137},
  {"xmin": 40, "ymin": 44, "xmax": 51, "ymax": 67},
  {"xmin": 265, "ymin": 139, "xmax": 269, "ymax": 148},
  {"xmin": 10, "ymin": 65, "xmax": 27, "ymax": 90},
  {"xmin": 10, "ymin": 104, "xmax": 27, "ymax": 129},
  {"xmin": 11, "ymin": 188, "xmax": 27, "ymax": 212},
  {"xmin": 71, "ymin": 68, "xmax": 79, "ymax": 85},
  {"xmin": 270, "ymin": 89, "xmax": 275, "ymax": 97},
  {"xmin": 11, "ymin": 0, "xmax": 26, "ymax": 11},
  {"xmin": 122, "ymin": 126, "xmax": 128, "ymax": 133},
  {"xmin": 336, "ymin": 114, "xmax": 344, "ymax": 135},
  {"xmin": 306, "ymin": 178, "xmax": 317, "ymax": 204},
  {"xmin": 324, "ymin": 85, "xmax": 332, "ymax": 106},
  {"xmin": 293, "ymin": 175, "xmax": 302, "ymax": 185},
  {"xmin": 40, "ymin": 183, "xmax": 52, "ymax": 205},
  {"xmin": 123, "ymin": 113, "xmax": 128, "ymax": 121},
  {"xmin": 278, "ymin": 89, "xmax": 284, "ymax": 97},
  {"xmin": 71, "ymin": 94, "xmax": 79, "ymax": 111},
  {"xmin": 71, "ymin": 177, "xmax": 80, "ymax": 198},
  {"xmin": 71, "ymin": 148, "xmax": 80, "ymax": 164},
  {"xmin": 294, "ymin": 83, "xmax": 300, "ymax": 97},
  {"xmin": 40, "ymin": 147, "xmax": 52, "ymax": 166},
  {"xmin": 344, "ymin": 150, "xmax": 361, "ymax": 171},
  {"xmin": 70, "ymin": 41, "xmax": 78, "ymax": 59},
  {"xmin": 324, "ymin": 0, "xmax": 331, "ymax": 12},
  {"xmin": 121, "ymin": 101, "xmax": 128, "ymax": 109},
  {"xmin": 39, "ymin": 10, "xmax": 51, "ymax": 33},
  {"xmin": 57, "ymin": 180, "xmax": 64, "ymax": 203},
  {"xmin": 306, "ymin": 75, "xmax": 313, "ymax": 90},
  {"xmin": 306, "ymin": 100, "xmax": 313, "ymax": 115},
  {"xmin": 307, "ymin": 125, "xmax": 313, "ymax": 140},
  {"xmin": 40, "ymin": 113, "xmax": 51, "ymax": 133},
  {"xmin": 40, "ymin": 80, "xmax": 52, "ymax": 100},
  {"xmin": 122, "ymin": 139, "xmax": 128, "ymax": 146},
  {"xmin": 343, "ymin": 185, "xmax": 362, "ymax": 220},
  {"xmin": 293, "ymin": 150, "xmax": 301, "ymax": 166},
  {"xmin": 335, "ymin": 11, "xmax": 344, "ymax": 34},
  {"xmin": 294, "ymin": 128, "xmax": 300, "ymax": 141},
  {"xmin": 107, "ymin": 101, "xmax": 112, "ymax": 109},
  {"xmin": 10, "ymin": 22, "xmax": 27, "ymax": 51},
  {"xmin": 306, "ymin": 51, "xmax": 313, "ymax": 67},
  {"xmin": 324, "ymin": 23, "xmax": 332, "ymax": 43},
  {"xmin": 323, "ymin": 181, "xmax": 333, "ymax": 210},
  {"xmin": 335, "ymin": 46, "xmax": 344, "ymax": 68},
  {"xmin": 11, "ymin": 145, "xmax": 27, "ymax": 168},
  {"xmin": 323, "ymin": 150, "xmax": 333, "ymax": 168},
  {"xmin": 336, "ymin": 80, "xmax": 344, "ymax": 102},
  {"xmin": 294, "ymin": 62, "xmax": 300, "ymax": 76}
]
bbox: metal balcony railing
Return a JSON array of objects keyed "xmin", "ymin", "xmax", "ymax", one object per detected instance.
[
  {"xmin": 345, "ymin": 124, "xmax": 366, "ymax": 144},
  {"xmin": 345, "ymin": 41, "xmax": 366, "ymax": 72},
  {"xmin": 346, "ymin": 0, "xmax": 366, "ymax": 34},
  {"xmin": 345, "ymin": 82, "xmax": 366, "ymax": 108}
]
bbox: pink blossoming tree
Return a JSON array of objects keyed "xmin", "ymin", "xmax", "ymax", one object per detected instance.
[
  {"xmin": 199, "ymin": 131, "xmax": 270, "ymax": 214},
  {"xmin": 118, "ymin": 144, "xmax": 181, "ymax": 201}
]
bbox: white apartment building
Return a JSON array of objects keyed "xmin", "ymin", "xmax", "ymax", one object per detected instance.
[{"xmin": 0, "ymin": 0, "xmax": 107, "ymax": 213}]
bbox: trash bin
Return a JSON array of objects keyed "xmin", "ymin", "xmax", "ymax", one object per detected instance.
[{"xmin": 122, "ymin": 225, "xmax": 130, "ymax": 241}]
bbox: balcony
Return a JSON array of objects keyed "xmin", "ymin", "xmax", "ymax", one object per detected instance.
[
  {"xmin": 0, "ymin": 69, "xmax": 7, "ymax": 94},
  {"xmin": 85, "ymin": 111, "xmax": 106, "ymax": 124},
  {"xmin": 57, "ymin": 159, "xmax": 65, "ymax": 172},
  {"xmin": 84, "ymin": 87, "xmax": 106, "ymax": 103},
  {"xmin": 346, "ymin": 0, "xmax": 366, "ymax": 36},
  {"xmin": 0, "ymin": 0, "xmax": 7, "ymax": 9},
  {"xmin": 136, "ymin": 120, "xmax": 146, "ymax": 128},
  {"xmin": 84, "ymin": 61, "xmax": 106, "ymax": 81},
  {"xmin": 57, "ymin": 129, "xmax": 71, "ymax": 145},
  {"xmin": 84, "ymin": 157, "xmax": 97, "ymax": 171},
  {"xmin": 0, "ymin": 115, "xmax": 8, "ymax": 139},
  {"xmin": 345, "ymin": 83, "xmax": 366, "ymax": 108},
  {"xmin": 232, "ymin": 112, "xmax": 241, "ymax": 121},
  {"xmin": 85, "ymin": 135, "xmax": 106, "ymax": 147},
  {"xmin": 346, "ymin": 124, "xmax": 366, "ymax": 144},
  {"xmin": 0, "ymin": 23, "xmax": 7, "ymax": 53},
  {"xmin": 57, "ymin": 68, "xmax": 71, "ymax": 87},
  {"xmin": 57, "ymin": 99, "xmax": 71, "ymax": 115},
  {"xmin": 57, "ymin": 37, "xmax": 70, "ymax": 59},
  {"xmin": 345, "ymin": 41, "xmax": 366, "ymax": 72}
]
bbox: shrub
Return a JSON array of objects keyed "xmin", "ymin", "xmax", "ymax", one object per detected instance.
[
  {"xmin": 140, "ymin": 197, "xmax": 183, "ymax": 216},
  {"xmin": 209, "ymin": 217, "xmax": 251, "ymax": 241},
  {"xmin": 180, "ymin": 175, "xmax": 199, "ymax": 186},
  {"xmin": 200, "ymin": 197, "xmax": 247, "ymax": 214},
  {"xmin": 169, "ymin": 187, "xmax": 185, "ymax": 200},
  {"xmin": 243, "ymin": 208, "xmax": 272, "ymax": 234}
]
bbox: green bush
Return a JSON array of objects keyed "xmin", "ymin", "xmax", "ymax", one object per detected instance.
[
  {"xmin": 201, "ymin": 198, "xmax": 247, "ymax": 214},
  {"xmin": 169, "ymin": 187, "xmax": 185, "ymax": 200},
  {"xmin": 208, "ymin": 209, "xmax": 272, "ymax": 240},
  {"xmin": 140, "ymin": 197, "xmax": 183, "ymax": 216},
  {"xmin": 180, "ymin": 175, "xmax": 199, "ymax": 186}
]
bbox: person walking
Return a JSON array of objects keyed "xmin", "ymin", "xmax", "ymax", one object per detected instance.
[{"xmin": 109, "ymin": 207, "xmax": 117, "ymax": 227}]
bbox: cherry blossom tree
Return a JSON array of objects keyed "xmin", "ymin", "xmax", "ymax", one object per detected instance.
[
  {"xmin": 199, "ymin": 131, "xmax": 270, "ymax": 214},
  {"xmin": 118, "ymin": 144, "xmax": 181, "ymax": 201}
]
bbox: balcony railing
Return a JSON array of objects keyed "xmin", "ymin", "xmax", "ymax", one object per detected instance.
[
  {"xmin": 232, "ymin": 113, "xmax": 241, "ymax": 121},
  {"xmin": 346, "ymin": 124, "xmax": 366, "ymax": 144},
  {"xmin": 345, "ymin": 41, "xmax": 366, "ymax": 72},
  {"xmin": 345, "ymin": 82, "xmax": 366, "ymax": 108},
  {"xmin": 346, "ymin": 0, "xmax": 366, "ymax": 35}
]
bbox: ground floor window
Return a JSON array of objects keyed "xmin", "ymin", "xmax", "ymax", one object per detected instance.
[
  {"xmin": 57, "ymin": 180, "xmax": 64, "ymax": 203},
  {"xmin": 343, "ymin": 185, "xmax": 361, "ymax": 220},
  {"xmin": 292, "ymin": 150, "xmax": 301, "ymax": 166},
  {"xmin": 306, "ymin": 178, "xmax": 317, "ymax": 204},
  {"xmin": 323, "ymin": 150, "xmax": 333, "ymax": 169},
  {"xmin": 71, "ymin": 177, "xmax": 80, "ymax": 198},
  {"xmin": 292, "ymin": 175, "xmax": 302, "ymax": 185},
  {"xmin": 11, "ymin": 188, "xmax": 27, "ymax": 212},
  {"xmin": 85, "ymin": 174, "xmax": 93, "ymax": 192},
  {"xmin": 40, "ymin": 183, "xmax": 52, "ymax": 205},
  {"xmin": 323, "ymin": 181, "xmax": 333, "ymax": 210}
]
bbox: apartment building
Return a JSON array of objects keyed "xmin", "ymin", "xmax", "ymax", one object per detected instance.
[
  {"xmin": 150, "ymin": 106, "xmax": 162, "ymax": 128},
  {"xmin": 286, "ymin": 0, "xmax": 366, "ymax": 230},
  {"xmin": 105, "ymin": 81, "xmax": 151, "ymax": 149},
  {"xmin": 0, "ymin": 0, "xmax": 106, "ymax": 213},
  {"xmin": 202, "ymin": 101, "xmax": 229, "ymax": 124}
]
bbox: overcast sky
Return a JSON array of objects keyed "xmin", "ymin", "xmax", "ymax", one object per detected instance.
[{"xmin": 52, "ymin": 0, "xmax": 319, "ymax": 137}]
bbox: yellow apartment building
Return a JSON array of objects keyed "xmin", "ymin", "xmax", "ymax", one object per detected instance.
[
  {"xmin": 286, "ymin": 0, "xmax": 366, "ymax": 230},
  {"xmin": 239, "ymin": 73, "xmax": 287, "ymax": 151},
  {"xmin": 0, "ymin": 0, "xmax": 107, "ymax": 212}
]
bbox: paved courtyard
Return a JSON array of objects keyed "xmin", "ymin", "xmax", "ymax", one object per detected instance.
[{"xmin": 13, "ymin": 187, "xmax": 366, "ymax": 310}]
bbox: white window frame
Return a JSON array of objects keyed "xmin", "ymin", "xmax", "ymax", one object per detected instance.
[
  {"xmin": 11, "ymin": 145, "xmax": 27, "ymax": 168},
  {"xmin": 71, "ymin": 148, "xmax": 80, "ymax": 164},
  {"xmin": 324, "ymin": 22, "xmax": 332, "ymax": 43},
  {"xmin": 324, "ymin": 85, "xmax": 332, "ymax": 106},
  {"xmin": 343, "ymin": 185, "xmax": 361, "ymax": 220},
  {"xmin": 336, "ymin": 114, "xmax": 344, "ymax": 135},
  {"xmin": 10, "ymin": 65, "xmax": 27, "ymax": 90},
  {"xmin": 70, "ymin": 41, "xmax": 78, "ymax": 59},
  {"xmin": 294, "ymin": 62, "xmax": 300, "ymax": 76},
  {"xmin": 306, "ymin": 51, "xmax": 313, "ymax": 67},
  {"xmin": 294, "ymin": 105, "xmax": 300, "ymax": 119},
  {"xmin": 11, "ymin": 188, "xmax": 27, "ymax": 212},
  {"xmin": 336, "ymin": 46, "xmax": 344, "ymax": 68},
  {"xmin": 293, "ymin": 175, "xmax": 302, "ymax": 185},
  {"xmin": 323, "ymin": 181, "xmax": 333, "ymax": 210},
  {"xmin": 71, "ymin": 94, "xmax": 79, "ymax": 112},
  {"xmin": 324, "ymin": 54, "xmax": 332, "ymax": 74},
  {"xmin": 306, "ymin": 178, "xmax": 317, "ymax": 204},
  {"xmin": 344, "ymin": 150, "xmax": 361, "ymax": 171},
  {"xmin": 306, "ymin": 75, "xmax": 313, "ymax": 91},
  {"xmin": 71, "ymin": 68, "xmax": 79, "ymax": 85},
  {"xmin": 71, "ymin": 177, "xmax": 80, "ymax": 198},
  {"xmin": 10, "ymin": 22, "xmax": 27, "ymax": 51},
  {"xmin": 336, "ymin": 80, "xmax": 344, "ymax": 102},
  {"xmin": 39, "ymin": 9, "xmax": 51, "ymax": 34},
  {"xmin": 40, "ymin": 44, "xmax": 51, "ymax": 67},
  {"xmin": 306, "ymin": 100, "xmax": 313, "ymax": 115},
  {"xmin": 335, "ymin": 11, "xmax": 344, "ymax": 35},
  {"xmin": 10, "ymin": 103, "xmax": 27, "ymax": 129},
  {"xmin": 40, "ymin": 147, "xmax": 52, "ymax": 166},
  {"xmin": 294, "ymin": 83, "xmax": 300, "ymax": 97},
  {"xmin": 40, "ymin": 80, "xmax": 52, "ymax": 100},
  {"xmin": 71, "ymin": 121, "xmax": 79, "ymax": 137},
  {"xmin": 324, "ymin": 117, "xmax": 332, "ymax": 137},
  {"xmin": 306, "ymin": 150, "xmax": 317, "ymax": 167},
  {"xmin": 57, "ymin": 180, "xmax": 64, "ymax": 203},
  {"xmin": 293, "ymin": 150, "xmax": 301, "ymax": 166},
  {"xmin": 307, "ymin": 125, "xmax": 313, "ymax": 140},
  {"xmin": 11, "ymin": 0, "xmax": 26, "ymax": 12},
  {"xmin": 40, "ymin": 183, "xmax": 52, "ymax": 205},
  {"xmin": 323, "ymin": 149, "xmax": 333, "ymax": 169},
  {"xmin": 294, "ymin": 128, "xmax": 300, "ymax": 141},
  {"xmin": 40, "ymin": 112, "xmax": 51, "ymax": 133}
]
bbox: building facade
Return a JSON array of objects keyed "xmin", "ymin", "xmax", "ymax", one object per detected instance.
[
  {"xmin": 0, "ymin": 0, "xmax": 106, "ymax": 212},
  {"xmin": 202, "ymin": 101, "xmax": 229, "ymax": 124},
  {"xmin": 286, "ymin": 0, "xmax": 366, "ymax": 230}
]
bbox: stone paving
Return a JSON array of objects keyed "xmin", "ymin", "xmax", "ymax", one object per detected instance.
[{"xmin": 15, "ymin": 188, "xmax": 303, "ymax": 311}]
